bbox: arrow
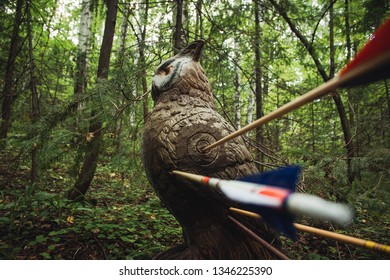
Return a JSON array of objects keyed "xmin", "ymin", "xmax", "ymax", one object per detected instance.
[
  {"xmin": 230, "ymin": 207, "xmax": 390, "ymax": 255},
  {"xmin": 172, "ymin": 166, "xmax": 353, "ymax": 239},
  {"xmin": 203, "ymin": 18, "xmax": 390, "ymax": 151}
]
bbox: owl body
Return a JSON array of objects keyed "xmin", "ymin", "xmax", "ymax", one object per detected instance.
[{"xmin": 142, "ymin": 41, "xmax": 277, "ymax": 259}]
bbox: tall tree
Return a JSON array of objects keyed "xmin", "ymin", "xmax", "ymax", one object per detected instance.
[
  {"xmin": 344, "ymin": 0, "xmax": 355, "ymax": 126},
  {"xmin": 74, "ymin": 0, "xmax": 93, "ymax": 102},
  {"xmin": 173, "ymin": 0, "xmax": 184, "ymax": 54},
  {"xmin": 139, "ymin": 0, "xmax": 150, "ymax": 121},
  {"xmin": 26, "ymin": 0, "xmax": 40, "ymax": 183},
  {"xmin": 118, "ymin": 2, "xmax": 131, "ymax": 65},
  {"xmin": 68, "ymin": 0, "xmax": 118, "ymax": 201},
  {"xmin": 0, "ymin": 0, "xmax": 23, "ymax": 143},
  {"xmin": 128, "ymin": 1, "xmax": 150, "ymax": 120},
  {"xmin": 194, "ymin": 0, "xmax": 203, "ymax": 40},
  {"xmin": 253, "ymin": 0, "xmax": 264, "ymax": 172}
]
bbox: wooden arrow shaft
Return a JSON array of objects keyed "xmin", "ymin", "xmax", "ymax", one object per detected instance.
[
  {"xmin": 229, "ymin": 207, "xmax": 390, "ymax": 255},
  {"xmin": 293, "ymin": 223, "xmax": 390, "ymax": 254},
  {"xmin": 228, "ymin": 215, "xmax": 290, "ymax": 260}
]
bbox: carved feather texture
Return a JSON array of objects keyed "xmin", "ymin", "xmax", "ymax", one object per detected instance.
[{"xmin": 142, "ymin": 42, "xmax": 278, "ymax": 259}]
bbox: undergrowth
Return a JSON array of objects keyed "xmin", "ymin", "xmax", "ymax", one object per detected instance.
[
  {"xmin": 0, "ymin": 149, "xmax": 182, "ymax": 259},
  {"xmin": 0, "ymin": 148, "xmax": 389, "ymax": 260}
]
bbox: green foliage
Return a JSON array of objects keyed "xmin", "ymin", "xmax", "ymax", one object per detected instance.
[{"xmin": 0, "ymin": 157, "xmax": 181, "ymax": 259}]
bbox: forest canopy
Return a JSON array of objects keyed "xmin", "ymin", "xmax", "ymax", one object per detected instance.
[{"xmin": 0, "ymin": 0, "xmax": 389, "ymax": 260}]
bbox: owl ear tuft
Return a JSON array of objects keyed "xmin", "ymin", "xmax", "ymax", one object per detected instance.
[
  {"xmin": 151, "ymin": 83, "xmax": 159, "ymax": 101},
  {"xmin": 178, "ymin": 40, "xmax": 205, "ymax": 61}
]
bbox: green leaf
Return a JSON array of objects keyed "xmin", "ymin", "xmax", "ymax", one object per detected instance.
[
  {"xmin": 48, "ymin": 229, "xmax": 68, "ymax": 236},
  {"xmin": 120, "ymin": 236, "xmax": 136, "ymax": 243},
  {"xmin": 35, "ymin": 235, "xmax": 47, "ymax": 243},
  {"xmin": 40, "ymin": 252, "xmax": 51, "ymax": 259}
]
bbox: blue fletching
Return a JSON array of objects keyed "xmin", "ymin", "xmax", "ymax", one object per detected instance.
[
  {"xmin": 239, "ymin": 165, "xmax": 301, "ymax": 192},
  {"xmin": 237, "ymin": 165, "xmax": 301, "ymax": 239}
]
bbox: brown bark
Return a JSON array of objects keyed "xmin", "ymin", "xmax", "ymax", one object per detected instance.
[
  {"xmin": 0, "ymin": 0, "xmax": 23, "ymax": 142},
  {"xmin": 173, "ymin": 0, "xmax": 184, "ymax": 54},
  {"xmin": 68, "ymin": 0, "xmax": 118, "ymax": 201}
]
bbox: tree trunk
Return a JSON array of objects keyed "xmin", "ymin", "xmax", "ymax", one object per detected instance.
[
  {"xmin": 173, "ymin": 0, "xmax": 184, "ymax": 54},
  {"xmin": 253, "ymin": 0, "xmax": 264, "ymax": 172},
  {"xmin": 74, "ymin": 0, "xmax": 93, "ymax": 100},
  {"xmin": 344, "ymin": 0, "xmax": 356, "ymax": 133},
  {"xmin": 68, "ymin": 0, "xmax": 118, "ymax": 201},
  {"xmin": 118, "ymin": 3, "xmax": 130, "ymax": 64},
  {"xmin": 114, "ymin": 3, "xmax": 131, "ymax": 154},
  {"xmin": 139, "ymin": 0, "xmax": 150, "ymax": 121},
  {"xmin": 386, "ymin": 79, "xmax": 390, "ymax": 120},
  {"xmin": 26, "ymin": 0, "xmax": 40, "ymax": 184},
  {"xmin": 195, "ymin": 0, "xmax": 203, "ymax": 40},
  {"xmin": 329, "ymin": 2, "xmax": 335, "ymax": 79},
  {"xmin": 0, "ymin": 0, "xmax": 23, "ymax": 143},
  {"xmin": 247, "ymin": 91, "xmax": 255, "ymax": 125},
  {"xmin": 329, "ymin": 1, "xmax": 355, "ymax": 184},
  {"xmin": 233, "ymin": 39, "xmax": 241, "ymax": 129}
]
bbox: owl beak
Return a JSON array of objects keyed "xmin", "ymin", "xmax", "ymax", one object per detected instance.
[{"xmin": 178, "ymin": 40, "xmax": 205, "ymax": 62}]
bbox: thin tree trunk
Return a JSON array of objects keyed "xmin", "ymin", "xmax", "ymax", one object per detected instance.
[
  {"xmin": 183, "ymin": 0, "xmax": 189, "ymax": 43},
  {"xmin": 173, "ymin": 0, "xmax": 183, "ymax": 54},
  {"xmin": 118, "ymin": 3, "xmax": 130, "ymax": 64},
  {"xmin": 68, "ymin": 0, "xmax": 118, "ymax": 201},
  {"xmin": 139, "ymin": 0, "xmax": 150, "ymax": 121},
  {"xmin": 114, "ymin": 3, "xmax": 131, "ymax": 154},
  {"xmin": 329, "ymin": 3, "xmax": 335, "ymax": 79},
  {"xmin": 330, "ymin": 1, "xmax": 355, "ymax": 184},
  {"xmin": 344, "ymin": 0, "xmax": 360, "ymax": 169},
  {"xmin": 311, "ymin": 102, "xmax": 316, "ymax": 153},
  {"xmin": 27, "ymin": 0, "xmax": 40, "ymax": 183},
  {"xmin": 254, "ymin": 0, "xmax": 264, "ymax": 172},
  {"xmin": 386, "ymin": 79, "xmax": 390, "ymax": 120},
  {"xmin": 195, "ymin": 0, "xmax": 203, "ymax": 40},
  {"xmin": 233, "ymin": 39, "xmax": 241, "ymax": 129},
  {"xmin": 74, "ymin": 0, "xmax": 93, "ymax": 100},
  {"xmin": 0, "ymin": 0, "xmax": 23, "ymax": 143},
  {"xmin": 344, "ymin": 0, "xmax": 356, "ymax": 138},
  {"xmin": 247, "ymin": 91, "xmax": 255, "ymax": 125}
]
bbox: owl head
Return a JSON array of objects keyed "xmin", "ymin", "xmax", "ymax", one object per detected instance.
[{"xmin": 151, "ymin": 40, "xmax": 210, "ymax": 103}]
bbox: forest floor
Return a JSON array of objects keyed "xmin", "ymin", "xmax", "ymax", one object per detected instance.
[{"xmin": 0, "ymin": 148, "xmax": 389, "ymax": 260}]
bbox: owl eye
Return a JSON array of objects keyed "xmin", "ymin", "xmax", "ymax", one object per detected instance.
[{"xmin": 161, "ymin": 65, "xmax": 173, "ymax": 76}]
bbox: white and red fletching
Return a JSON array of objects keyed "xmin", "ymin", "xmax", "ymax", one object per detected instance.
[{"xmin": 215, "ymin": 180, "xmax": 289, "ymax": 208}]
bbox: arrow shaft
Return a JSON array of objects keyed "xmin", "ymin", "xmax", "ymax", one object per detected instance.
[
  {"xmin": 293, "ymin": 223, "xmax": 390, "ymax": 255},
  {"xmin": 230, "ymin": 207, "xmax": 390, "ymax": 255},
  {"xmin": 228, "ymin": 215, "xmax": 290, "ymax": 260}
]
